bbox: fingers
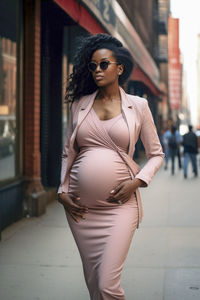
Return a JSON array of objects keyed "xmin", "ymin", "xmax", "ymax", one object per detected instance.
[
  {"xmin": 69, "ymin": 209, "xmax": 87, "ymax": 221},
  {"xmin": 67, "ymin": 209, "xmax": 87, "ymax": 223},
  {"xmin": 68, "ymin": 211, "xmax": 81, "ymax": 223},
  {"xmin": 108, "ymin": 190, "xmax": 130, "ymax": 204},
  {"xmin": 108, "ymin": 193, "xmax": 129, "ymax": 204},
  {"xmin": 61, "ymin": 193, "xmax": 88, "ymax": 211},
  {"xmin": 108, "ymin": 180, "xmax": 136, "ymax": 204},
  {"xmin": 62, "ymin": 193, "xmax": 88, "ymax": 223},
  {"xmin": 109, "ymin": 183, "xmax": 123, "ymax": 196},
  {"xmin": 70, "ymin": 194, "xmax": 88, "ymax": 212},
  {"xmin": 69, "ymin": 201, "xmax": 88, "ymax": 212},
  {"xmin": 108, "ymin": 183, "xmax": 126, "ymax": 203}
]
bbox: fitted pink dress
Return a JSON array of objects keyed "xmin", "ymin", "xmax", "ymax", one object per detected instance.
[{"xmin": 67, "ymin": 108, "xmax": 139, "ymax": 300}]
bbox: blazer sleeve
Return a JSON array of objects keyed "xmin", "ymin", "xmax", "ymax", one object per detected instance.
[
  {"xmin": 135, "ymin": 100, "xmax": 165, "ymax": 186},
  {"xmin": 57, "ymin": 103, "xmax": 74, "ymax": 194}
]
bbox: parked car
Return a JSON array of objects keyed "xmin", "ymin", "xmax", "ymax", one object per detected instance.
[
  {"xmin": 0, "ymin": 136, "xmax": 14, "ymax": 157},
  {"xmin": 0, "ymin": 119, "xmax": 15, "ymax": 158}
]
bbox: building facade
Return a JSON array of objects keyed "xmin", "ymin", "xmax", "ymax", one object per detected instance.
[
  {"xmin": 118, "ymin": 0, "xmax": 170, "ymax": 131},
  {"xmin": 0, "ymin": 0, "xmax": 166, "ymax": 234},
  {"xmin": 168, "ymin": 16, "xmax": 182, "ymax": 123},
  {"xmin": 0, "ymin": 0, "xmax": 24, "ymax": 233},
  {"xmin": 197, "ymin": 34, "xmax": 200, "ymax": 128},
  {"xmin": 157, "ymin": 0, "xmax": 170, "ymax": 131},
  {"xmin": 118, "ymin": 0, "xmax": 161, "ymax": 124},
  {"xmin": 176, "ymin": 58, "xmax": 190, "ymax": 135}
]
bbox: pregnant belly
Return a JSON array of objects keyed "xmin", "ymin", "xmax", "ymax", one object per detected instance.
[{"xmin": 69, "ymin": 148, "xmax": 132, "ymax": 207}]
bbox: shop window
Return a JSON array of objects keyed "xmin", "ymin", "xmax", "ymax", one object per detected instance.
[
  {"xmin": 0, "ymin": 0, "xmax": 19, "ymax": 181},
  {"xmin": 62, "ymin": 25, "xmax": 88, "ymax": 145}
]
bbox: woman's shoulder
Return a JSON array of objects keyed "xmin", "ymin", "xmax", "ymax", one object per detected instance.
[
  {"xmin": 70, "ymin": 95, "xmax": 88, "ymax": 112},
  {"xmin": 71, "ymin": 92, "xmax": 96, "ymax": 112},
  {"xmin": 126, "ymin": 93, "xmax": 147, "ymax": 105},
  {"xmin": 125, "ymin": 93, "xmax": 148, "ymax": 113}
]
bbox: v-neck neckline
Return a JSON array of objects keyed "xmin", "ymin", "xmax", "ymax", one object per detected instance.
[{"xmin": 91, "ymin": 108, "xmax": 122, "ymax": 122}]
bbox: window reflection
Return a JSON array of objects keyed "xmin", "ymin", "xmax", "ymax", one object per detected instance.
[
  {"xmin": 0, "ymin": 36, "xmax": 16, "ymax": 180},
  {"xmin": 62, "ymin": 27, "xmax": 70, "ymax": 146}
]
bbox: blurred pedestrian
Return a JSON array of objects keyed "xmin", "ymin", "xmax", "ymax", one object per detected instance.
[
  {"xmin": 183, "ymin": 125, "xmax": 198, "ymax": 178},
  {"xmin": 57, "ymin": 33, "xmax": 164, "ymax": 299},
  {"xmin": 163, "ymin": 124, "xmax": 182, "ymax": 173},
  {"xmin": 158, "ymin": 128, "xmax": 165, "ymax": 153},
  {"xmin": 163, "ymin": 132, "xmax": 169, "ymax": 169},
  {"xmin": 168, "ymin": 125, "xmax": 178, "ymax": 175}
]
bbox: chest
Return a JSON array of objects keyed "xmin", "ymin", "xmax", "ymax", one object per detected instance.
[{"xmin": 92, "ymin": 100, "xmax": 121, "ymax": 120}]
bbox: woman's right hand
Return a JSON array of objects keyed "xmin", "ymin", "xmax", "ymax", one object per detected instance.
[{"xmin": 58, "ymin": 193, "xmax": 88, "ymax": 223}]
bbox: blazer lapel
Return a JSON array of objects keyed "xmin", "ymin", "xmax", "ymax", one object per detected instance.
[
  {"xmin": 69, "ymin": 87, "xmax": 137, "ymax": 157},
  {"xmin": 120, "ymin": 87, "xmax": 137, "ymax": 156},
  {"xmin": 69, "ymin": 91, "xmax": 98, "ymax": 149}
]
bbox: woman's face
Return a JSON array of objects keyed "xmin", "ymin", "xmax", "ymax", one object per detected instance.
[{"xmin": 90, "ymin": 49, "xmax": 123, "ymax": 88}]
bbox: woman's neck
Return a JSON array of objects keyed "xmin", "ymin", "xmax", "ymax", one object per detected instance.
[
  {"xmin": 97, "ymin": 85, "xmax": 121, "ymax": 102},
  {"xmin": 97, "ymin": 89, "xmax": 121, "ymax": 102}
]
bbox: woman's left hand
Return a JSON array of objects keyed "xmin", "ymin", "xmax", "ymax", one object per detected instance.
[{"xmin": 107, "ymin": 178, "xmax": 142, "ymax": 204}]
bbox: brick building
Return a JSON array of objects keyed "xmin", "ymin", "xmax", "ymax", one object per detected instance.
[
  {"xmin": 157, "ymin": 0, "xmax": 170, "ymax": 129},
  {"xmin": 118, "ymin": 0, "xmax": 170, "ymax": 130},
  {"xmin": 168, "ymin": 16, "xmax": 182, "ymax": 122},
  {"xmin": 0, "ymin": 0, "xmax": 167, "ymax": 233}
]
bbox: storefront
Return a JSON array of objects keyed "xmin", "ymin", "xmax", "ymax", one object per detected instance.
[
  {"xmin": 0, "ymin": 0, "xmax": 23, "ymax": 230},
  {"xmin": 48, "ymin": 0, "xmax": 162, "ymax": 160},
  {"xmin": 40, "ymin": 1, "xmax": 90, "ymax": 189},
  {"xmin": 53, "ymin": 0, "xmax": 162, "ymax": 109},
  {"xmin": 36, "ymin": 0, "xmax": 164, "ymax": 213},
  {"xmin": 0, "ymin": 0, "xmax": 162, "ymax": 232}
]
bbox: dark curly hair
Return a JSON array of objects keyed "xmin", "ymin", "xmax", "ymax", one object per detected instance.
[{"xmin": 66, "ymin": 33, "xmax": 134, "ymax": 102}]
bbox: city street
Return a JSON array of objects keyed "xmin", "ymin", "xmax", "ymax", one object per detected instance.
[
  {"xmin": 1, "ymin": 1, "xmax": 200, "ymax": 300},
  {"xmin": 0, "ymin": 161, "xmax": 200, "ymax": 300}
]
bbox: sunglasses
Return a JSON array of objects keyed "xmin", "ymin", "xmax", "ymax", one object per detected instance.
[{"xmin": 88, "ymin": 60, "xmax": 118, "ymax": 72}]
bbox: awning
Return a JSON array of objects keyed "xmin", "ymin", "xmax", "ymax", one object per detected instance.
[
  {"xmin": 131, "ymin": 66, "xmax": 163, "ymax": 96},
  {"xmin": 53, "ymin": 0, "xmax": 106, "ymax": 34},
  {"xmin": 53, "ymin": 0, "xmax": 162, "ymax": 96}
]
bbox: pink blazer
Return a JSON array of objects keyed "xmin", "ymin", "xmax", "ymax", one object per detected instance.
[{"xmin": 58, "ymin": 87, "xmax": 164, "ymax": 226}]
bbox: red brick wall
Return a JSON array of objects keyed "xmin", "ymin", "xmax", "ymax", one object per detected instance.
[
  {"xmin": 24, "ymin": 0, "xmax": 43, "ymax": 190},
  {"xmin": 168, "ymin": 16, "xmax": 181, "ymax": 110}
]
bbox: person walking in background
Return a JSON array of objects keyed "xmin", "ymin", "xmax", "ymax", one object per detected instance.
[
  {"xmin": 176, "ymin": 131, "xmax": 183, "ymax": 170},
  {"xmin": 57, "ymin": 33, "xmax": 164, "ymax": 299},
  {"xmin": 163, "ymin": 124, "xmax": 182, "ymax": 173},
  {"xmin": 183, "ymin": 125, "xmax": 198, "ymax": 178},
  {"xmin": 158, "ymin": 128, "xmax": 165, "ymax": 155},
  {"xmin": 163, "ymin": 130, "xmax": 170, "ymax": 170},
  {"xmin": 168, "ymin": 125, "xmax": 178, "ymax": 175}
]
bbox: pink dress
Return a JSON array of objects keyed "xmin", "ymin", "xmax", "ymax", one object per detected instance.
[{"xmin": 67, "ymin": 108, "xmax": 138, "ymax": 299}]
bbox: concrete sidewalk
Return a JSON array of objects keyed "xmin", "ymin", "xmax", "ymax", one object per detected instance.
[{"xmin": 0, "ymin": 163, "xmax": 200, "ymax": 300}]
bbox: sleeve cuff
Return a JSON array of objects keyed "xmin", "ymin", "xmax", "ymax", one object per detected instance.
[{"xmin": 135, "ymin": 174, "xmax": 149, "ymax": 187}]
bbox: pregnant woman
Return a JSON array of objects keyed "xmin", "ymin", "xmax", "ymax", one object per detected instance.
[{"xmin": 58, "ymin": 33, "xmax": 164, "ymax": 299}]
